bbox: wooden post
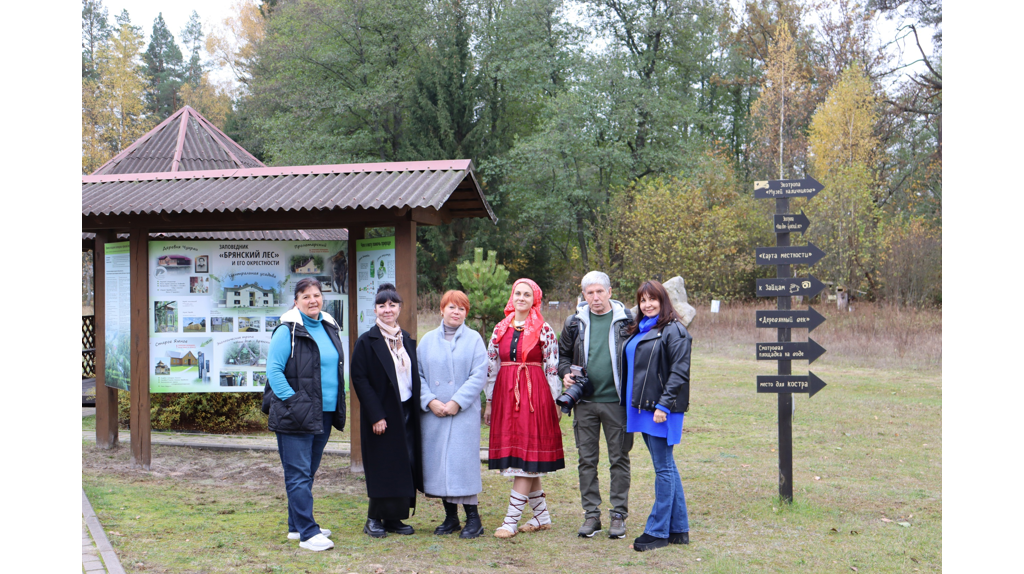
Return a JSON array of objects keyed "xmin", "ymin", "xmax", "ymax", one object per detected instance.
[
  {"xmin": 775, "ymin": 198, "xmax": 793, "ymax": 502},
  {"xmin": 394, "ymin": 217, "xmax": 417, "ymax": 339},
  {"xmin": 129, "ymin": 229, "xmax": 151, "ymax": 469},
  {"xmin": 347, "ymin": 226, "xmax": 364, "ymax": 473},
  {"xmin": 94, "ymin": 231, "xmax": 119, "ymax": 448}
]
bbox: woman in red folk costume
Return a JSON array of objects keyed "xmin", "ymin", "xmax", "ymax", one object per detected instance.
[{"xmin": 483, "ymin": 278, "xmax": 564, "ymax": 538}]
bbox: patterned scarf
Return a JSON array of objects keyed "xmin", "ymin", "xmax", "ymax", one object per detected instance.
[
  {"xmin": 376, "ymin": 318, "xmax": 411, "ymax": 375},
  {"xmin": 491, "ymin": 278, "xmax": 545, "ymax": 359}
]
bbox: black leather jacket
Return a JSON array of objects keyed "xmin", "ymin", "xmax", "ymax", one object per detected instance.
[{"xmin": 619, "ymin": 320, "xmax": 691, "ymax": 413}]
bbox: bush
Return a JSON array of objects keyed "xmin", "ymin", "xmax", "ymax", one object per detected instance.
[
  {"xmin": 118, "ymin": 392, "xmax": 267, "ymax": 433},
  {"xmin": 456, "ymin": 247, "xmax": 510, "ymax": 335}
]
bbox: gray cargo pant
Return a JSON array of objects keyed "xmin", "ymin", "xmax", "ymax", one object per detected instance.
[{"xmin": 572, "ymin": 401, "xmax": 634, "ymax": 519}]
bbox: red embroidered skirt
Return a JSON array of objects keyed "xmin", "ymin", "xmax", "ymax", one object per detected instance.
[{"xmin": 488, "ymin": 328, "xmax": 564, "ymax": 473}]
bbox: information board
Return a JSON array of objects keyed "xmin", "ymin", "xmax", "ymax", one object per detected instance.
[
  {"xmin": 103, "ymin": 242, "xmax": 131, "ymax": 391},
  {"xmin": 355, "ymin": 237, "xmax": 396, "ymax": 336},
  {"xmin": 147, "ymin": 240, "xmax": 349, "ymax": 393}
]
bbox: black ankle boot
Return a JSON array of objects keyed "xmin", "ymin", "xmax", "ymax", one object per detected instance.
[
  {"xmin": 434, "ymin": 501, "xmax": 462, "ymax": 535},
  {"xmin": 460, "ymin": 504, "xmax": 484, "ymax": 539}
]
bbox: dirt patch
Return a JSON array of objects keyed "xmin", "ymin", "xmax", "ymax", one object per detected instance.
[{"xmin": 82, "ymin": 443, "xmax": 361, "ymax": 491}]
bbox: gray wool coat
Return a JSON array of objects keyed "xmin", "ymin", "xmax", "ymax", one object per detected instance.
[{"xmin": 417, "ymin": 321, "xmax": 488, "ymax": 498}]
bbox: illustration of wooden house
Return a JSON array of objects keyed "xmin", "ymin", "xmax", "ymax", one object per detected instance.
[
  {"xmin": 154, "ymin": 361, "xmax": 170, "ymax": 375},
  {"xmin": 168, "ymin": 350, "xmax": 199, "ymax": 367},
  {"xmin": 226, "ymin": 283, "xmax": 277, "ymax": 308},
  {"xmin": 293, "ymin": 257, "xmax": 321, "ymax": 274}
]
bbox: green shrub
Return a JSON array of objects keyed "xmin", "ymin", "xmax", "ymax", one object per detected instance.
[
  {"xmin": 456, "ymin": 248, "xmax": 510, "ymax": 335},
  {"xmin": 117, "ymin": 392, "xmax": 267, "ymax": 433}
]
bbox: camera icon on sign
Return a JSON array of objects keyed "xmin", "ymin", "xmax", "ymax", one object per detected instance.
[{"xmin": 801, "ymin": 281, "xmax": 811, "ymax": 289}]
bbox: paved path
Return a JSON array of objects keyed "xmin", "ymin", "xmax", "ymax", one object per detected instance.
[{"xmin": 83, "ymin": 490, "xmax": 126, "ymax": 574}]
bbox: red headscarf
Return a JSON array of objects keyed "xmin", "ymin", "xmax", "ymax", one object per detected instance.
[{"xmin": 491, "ymin": 278, "xmax": 545, "ymax": 358}]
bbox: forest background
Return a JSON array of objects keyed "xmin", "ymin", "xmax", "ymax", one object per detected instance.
[{"xmin": 81, "ymin": 0, "xmax": 942, "ymax": 306}]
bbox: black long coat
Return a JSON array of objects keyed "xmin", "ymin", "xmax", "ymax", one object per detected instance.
[{"xmin": 350, "ymin": 325, "xmax": 424, "ymax": 499}]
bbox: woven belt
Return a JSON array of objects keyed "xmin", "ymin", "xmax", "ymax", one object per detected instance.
[{"xmin": 501, "ymin": 361, "xmax": 542, "ymax": 412}]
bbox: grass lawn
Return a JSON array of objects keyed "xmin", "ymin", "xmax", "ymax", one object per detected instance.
[{"xmin": 82, "ymin": 348, "xmax": 941, "ymax": 573}]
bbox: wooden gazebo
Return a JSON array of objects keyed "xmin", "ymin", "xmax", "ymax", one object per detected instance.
[{"xmin": 83, "ymin": 106, "xmax": 496, "ymax": 469}]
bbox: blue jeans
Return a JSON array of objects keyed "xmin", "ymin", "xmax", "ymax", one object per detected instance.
[
  {"xmin": 641, "ymin": 432, "xmax": 689, "ymax": 538},
  {"xmin": 276, "ymin": 412, "xmax": 333, "ymax": 541}
]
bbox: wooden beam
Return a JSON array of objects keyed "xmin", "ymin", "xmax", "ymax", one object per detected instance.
[
  {"xmin": 94, "ymin": 231, "xmax": 119, "ymax": 449},
  {"xmin": 347, "ymin": 226, "xmax": 364, "ymax": 473},
  {"xmin": 83, "ymin": 208, "xmax": 400, "ymax": 234},
  {"xmin": 410, "ymin": 207, "xmax": 444, "ymax": 226},
  {"xmin": 129, "ymin": 228, "xmax": 151, "ymax": 469},
  {"xmin": 394, "ymin": 217, "xmax": 417, "ymax": 341}
]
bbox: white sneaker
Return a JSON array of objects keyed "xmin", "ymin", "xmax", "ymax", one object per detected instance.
[
  {"xmin": 298, "ymin": 533, "xmax": 334, "ymax": 551},
  {"xmin": 288, "ymin": 527, "xmax": 331, "ymax": 540}
]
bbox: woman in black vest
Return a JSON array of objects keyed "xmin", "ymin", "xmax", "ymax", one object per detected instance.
[
  {"xmin": 350, "ymin": 283, "xmax": 423, "ymax": 537},
  {"xmin": 263, "ymin": 278, "xmax": 346, "ymax": 552}
]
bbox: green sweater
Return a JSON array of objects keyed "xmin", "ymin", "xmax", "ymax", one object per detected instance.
[{"xmin": 586, "ymin": 310, "xmax": 618, "ymax": 402}]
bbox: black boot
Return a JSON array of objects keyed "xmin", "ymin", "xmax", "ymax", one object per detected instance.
[
  {"xmin": 435, "ymin": 501, "xmax": 462, "ymax": 535},
  {"xmin": 460, "ymin": 504, "xmax": 484, "ymax": 539},
  {"xmin": 364, "ymin": 518, "xmax": 387, "ymax": 538}
]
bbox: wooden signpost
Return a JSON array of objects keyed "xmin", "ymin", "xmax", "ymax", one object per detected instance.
[{"xmin": 754, "ymin": 176, "xmax": 829, "ymax": 502}]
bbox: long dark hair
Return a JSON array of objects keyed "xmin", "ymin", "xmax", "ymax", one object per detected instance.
[
  {"xmin": 627, "ymin": 280, "xmax": 681, "ymax": 335},
  {"xmin": 375, "ymin": 282, "xmax": 402, "ymax": 306}
]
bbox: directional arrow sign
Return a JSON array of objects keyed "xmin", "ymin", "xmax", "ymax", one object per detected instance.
[
  {"xmin": 755, "ymin": 307, "xmax": 826, "ymax": 332},
  {"xmin": 753, "ymin": 178, "xmax": 824, "ymax": 200},
  {"xmin": 773, "ymin": 211, "xmax": 810, "ymax": 234},
  {"xmin": 756, "ymin": 275, "xmax": 826, "ymax": 298},
  {"xmin": 756, "ymin": 339, "xmax": 826, "ymax": 364},
  {"xmin": 756, "ymin": 372, "xmax": 827, "ymax": 397},
  {"xmin": 756, "ymin": 243, "xmax": 825, "ymax": 266}
]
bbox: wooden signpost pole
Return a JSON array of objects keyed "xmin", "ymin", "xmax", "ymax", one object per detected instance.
[
  {"xmin": 753, "ymin": 177, "xmax": 828, "ymax": 503},
  {"xmin": 94, "ymin": 230, "xmax": 119, "ymax": 448},
  {"xmin": 129, "ymin": 228, "xmax": 152, "ymax": 470}
]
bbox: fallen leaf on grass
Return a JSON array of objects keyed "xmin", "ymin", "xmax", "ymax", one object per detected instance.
[
  {"xmin": 850, "ymin": 530, "xmax": 859, "ymax": 535},
  {"xmin": 135, "ymin": 515, "xmax": 141, "ymax": 519},
  {"xmin": 911, "ymin": 557, "xmax": 920, "ymax": 563},
  {"xmin": 830, "ymin": 528, "xmax": 839, "ymax": 533},
  {"xmin": 814, "ymin": 476, "xmax": 821, "ymax": 480},
  {"xmin": 741, "ymin": 464, "xmax": 750, "ymax": 468},
  {"xmin": 880, "ymin": 518, "xmax": 892, "ymax": 523},
  {"xmin": 109, "ymin": 531, "xmax": 122, "ymax": 536},
  {"xmin": 371, "ymin": 564, "xmax": 384, "ymax": 574},
  {"xmin": 851, "ymin": 567, "xmax": 859, "ymax": 572},
  {"xmin": 696, "ymin": 558, "xmax": 702, "ymax": 562},
  {"xmin": 217, "ymin": 509, "xmax": 235, "ymax": 515},
  {"xmin": 897, "ymin": 522, "xmax": 911, "ymax": 528}
]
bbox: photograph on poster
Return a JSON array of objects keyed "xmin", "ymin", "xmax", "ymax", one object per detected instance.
[
  {"xmin": 211, "ymin": 316, "xmax": 233, "ymax": 332},
  {"xmin": 290, "ymin": 255, "xmax": 323, "ymax": 274},
  {"xmin": 183, "ymin": 317, "xmax": 206, "ymax": 332},
  {"xmin": 220, "ymin": 371, "xmax": 247, "ymax": 387},
  {"xmin": 158, "ymin": 255, "xmax": 192, "ymax": 269},
  {"xmin": 238, "ymin": 316, "xmax": 261, "ymax": 332},
  {"xmin": 253, "ymin": 371, "xmax": 268, "ymax": 387},
  {"xmin": 324, "ymin": 299, "xmax": 344, "ymax": 325},
  {"xmin": 222, "ymin": 338, "xmax": 269, "ymax": 367},
  {"xmin": 331, "ymin": 250, "xmax": 347, "ymax": 294},
  {"xmin": 154, "ymin": 301, "xmax": 178, "ymax": 333},
  {"xmin": 316, "ymin": 276, "xmax": 334, "ymax": 292},
  {"xmin": 195, "ymin": 255, "xmax": 209, "ymax": 273},
  {"xmin": 150, "ymin": 339, "xmax": 212, "ymax": 387},
  {"xmin": 220, "ymin": 279, "xmax": 280, "ymax": 309},
  {"xmin": 190, "ymin": 276, "xmax": 209, "ymax": 294},
  {"xmin": 265, "ymin": 316, "xmax": 281, "ymax": 330}
]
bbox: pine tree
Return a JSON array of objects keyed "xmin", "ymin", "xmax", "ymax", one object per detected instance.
[
  {"xmin": 96, "ymin": 11, "xmax": 152, "ymax": 161},
  {"xmin": 181, "ymin": 10, "xmax": 205, "ymax": 87},
  {"xmin": 144, "ymin": 13, "xmax": 185, "ymax": 118},
  {"xmin": 82, "ymin": 0, "xmax": 111, "ymax": 79}
]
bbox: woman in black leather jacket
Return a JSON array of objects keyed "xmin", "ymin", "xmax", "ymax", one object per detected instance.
[{"xmin": 620, "ymin": 280, "xmax": 692, "ymax": 552}]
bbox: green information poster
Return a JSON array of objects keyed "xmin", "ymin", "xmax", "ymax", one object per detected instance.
[
  {"xmin": 148, "ymin": 240, "xmax": 349, "ymax": 393},
  {"xmin": 104, "ymin": 242, "xmax": 131, "ymax": 391},
  {"xmin": 355, "ymin": 237, "xmax": 396, "ymax": 335}
]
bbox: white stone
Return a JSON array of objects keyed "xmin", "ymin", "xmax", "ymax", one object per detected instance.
[{"xmin": 629, "ymin": 276, "xmax": 697, "ymax": 327}]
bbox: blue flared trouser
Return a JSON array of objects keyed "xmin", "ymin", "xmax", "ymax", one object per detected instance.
[
  {"xmin": 276, "ymin": 412, "xmax": 333, "ymax": 541},
  {"xmin": 641, "ymin": 432, "xmax": 689, "ymax": 538}
]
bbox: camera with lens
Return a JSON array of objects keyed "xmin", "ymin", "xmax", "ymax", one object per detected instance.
[{"xmin": 555, "ymin": 366, "xmax": 593, "ymax": 414}]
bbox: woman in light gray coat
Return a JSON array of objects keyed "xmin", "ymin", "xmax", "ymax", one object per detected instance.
[{"xmin": 418, "ymin": 290, "xmax": 489, "ymax": 539}]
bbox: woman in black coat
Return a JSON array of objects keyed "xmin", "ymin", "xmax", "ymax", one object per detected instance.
[{"xmin": 350, "ymin": 283, "xmax": 423, "ymax": 538}]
